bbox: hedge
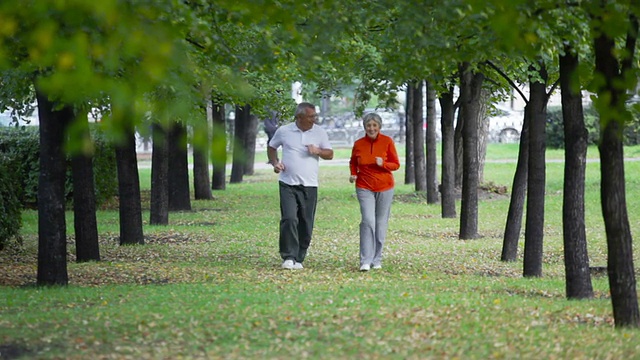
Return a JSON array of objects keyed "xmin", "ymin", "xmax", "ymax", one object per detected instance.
[{"xmin": 0, "ymin": 124, "xmax": 118, "ymax": 208}]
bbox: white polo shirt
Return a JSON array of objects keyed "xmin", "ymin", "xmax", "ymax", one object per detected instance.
[{"xmin": 268, "ymin": 122, "xmax": 332, "ymax": 187}]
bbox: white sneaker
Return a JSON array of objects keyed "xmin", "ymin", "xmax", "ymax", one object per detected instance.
[
  {"xmin": 293, "ymin": 262, "xmax": 304, "ymax": 270},
  {"xmin": 282, "ymin": 259, "xmax": 295, "ymax": 269},
  {"xmin": 360, "ymin": 264, "xmax": 370, "ymax": 271},
  {"xmin": 372, "ymin": 264, "xmax": 382, "ymax": 269}
]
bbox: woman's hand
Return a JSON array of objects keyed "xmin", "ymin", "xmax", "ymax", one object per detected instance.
[{"xmin": 349, "ymin": 175, "xmax": 357, "ymax": 183}]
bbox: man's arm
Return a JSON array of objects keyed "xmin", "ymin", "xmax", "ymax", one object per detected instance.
[
  {"xmin": 267, "ymin": 146, "xmax": 285, "ymax": 173},
  {"xmin": 307, "ymin": 145, "xmax": 334, "ymax": 160},
  {"xmin": 267, "ymin": 146, "xmax": 279, "ymax": 165},
  {"xmin": 318, "ymin": 148, "xmax": 334, "ymax": 160}
]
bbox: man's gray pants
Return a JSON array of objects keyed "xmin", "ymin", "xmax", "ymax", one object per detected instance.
[
  {"xmin": 279, "ymin": 181, "xmax": 318, "ymax": 263},
  {"xmin": 356, "ymin": 187, "xmax": 394, "ymax": 267}
]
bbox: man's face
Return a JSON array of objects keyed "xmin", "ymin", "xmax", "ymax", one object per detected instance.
[{"xmin": 295, "ymin": 108, "xmax": 317, "ymax": 131}]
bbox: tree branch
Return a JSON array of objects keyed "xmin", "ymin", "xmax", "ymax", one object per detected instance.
[
  {"xmin": 621, "ymin": 14, "xmax": 639, "ymax": 74},
  {"xmin": 483, "ymin": 60, "xmax": 528, "ymax": 105}
]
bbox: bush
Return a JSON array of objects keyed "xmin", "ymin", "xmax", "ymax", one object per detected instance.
[
  {"xmin": 0, "ymin": 124, "xmax": 118, "ymax": 208},
  {"xmin": 0, "ymin": 154, "xmax": 22, "ymax": 249},
  {"xmin": 546, "ymin": 104, "xmax": 640, "ymax": 149}
]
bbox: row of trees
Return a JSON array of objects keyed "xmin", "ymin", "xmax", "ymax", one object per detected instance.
[{"xmin": 1, "ymin": 0, "xmax": 639, "ymax": 327}]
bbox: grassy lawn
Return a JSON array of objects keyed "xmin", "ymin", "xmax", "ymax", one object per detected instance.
[{"xmin": 2, "ymin": 143, "xmax": 640, "ymax": 359}]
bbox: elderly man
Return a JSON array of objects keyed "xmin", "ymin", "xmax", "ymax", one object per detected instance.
[{"xmin": 267, "ymin": 102, "xmax": 334, "ymax": 270}]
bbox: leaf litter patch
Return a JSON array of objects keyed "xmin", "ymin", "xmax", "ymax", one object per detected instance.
[{"xmin": 395, "ymin": 183, "xmax": 509, "ymax": 204}]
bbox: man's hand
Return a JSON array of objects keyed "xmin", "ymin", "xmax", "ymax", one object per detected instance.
[
  {"xmin": 306, "ymin": 144, "xmax": 320, "ymax": 156},
  {"xmin": 273, "ymin": 161, "xmax": 285, "ymax": 173}
]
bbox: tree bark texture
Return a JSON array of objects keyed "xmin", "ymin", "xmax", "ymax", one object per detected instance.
[
  {"xmin": 211, "ymin": 100, "xmax": 227, "ymax": 190},
  {"xmin": 168, "ymin": 121, "xmax": 191, "ymax": 210},
  {"xmin": 439, "ymin": 91, "xmax": 456, "ymax": 218},
  {"xmin": 501, "ymin": 106, "xmax": 530, "ymax": 261},
  {"xmin": 477, "ymin": 89, "xmax": 490, "ymax": 184},
  {"xmin": 193, "ymin": 110, "xmax": 212, "ymax": 200},
  {"xmin": 230, "ymin": 105, "xmax": 248, "ymax": 184},
  {"xmin": 243, "ymin": 111, "xmax": 258, "ymax": 176},
  {"xmin": 425, "ymin": 81, "xmax": 438, "ymax": 204},
  {"xmin": 36, "ymin": 88, "xmax": 70, "ymax": 285},
  {"xmin": 454, "ymin": 105, "xmax": 464, "ymax": 189},
  {"xmin": 71, "ymin": 112, "xmax": 100, "ymax": 262},
  {"xmin": 115, "ymin": 127, "xmax": 144, "ymax": 245},
  {"xmin": 412, "ymin": 81, "xmax": 426, "ymax": 192},
  {"xmin": 459, "ymin": 64, "xmax": 483, "ymax": 240},
  {"xmin": 594, "ymin": 20, "xmax": 640, "ymax": 327},
  {"xmin": 523, "ymin": 63, "xmax": 548, "ymax": 277},
  {"xmin": 559, "ymin": 47, "xmax": 593, "ymax": 299},
  {"xmin": 150, "ymin": 123, "xmax": 169, "ymax": 225},
  {"xmin": 404, "ymin": 84, "xmax": 415, "ymax": 185}
]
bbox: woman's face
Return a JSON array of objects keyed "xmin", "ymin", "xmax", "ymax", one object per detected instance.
[{"xmin": 364, "ymin": 120, "xmax": 380, "ymax": 139}]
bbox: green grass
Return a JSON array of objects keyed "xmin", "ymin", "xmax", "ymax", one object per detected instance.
[{"xmin": 2, "ymin": 144, "xmax": 640, "ymax": 359}]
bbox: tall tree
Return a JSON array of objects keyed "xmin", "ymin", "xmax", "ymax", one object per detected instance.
[
  {"xmin": 243, "ymin": 113, "xmax": 258, "ymax": 176},
  {"xmin": 230, "ymin": 104, "xmax": 248, "ymax": 184},
  {"xmin": 501, "ymin": 106, "xmax": 530, "ymax": 261},
  {"xmin": 411, "ymin": 81, "xmax": 426, "ymax": 191},
  {"xmin": 476, "ymin": 89, "xmax": 491, "ymax": 183},
  {"xmin": 70, "ymin": 110, "xmax": 100, "ymax": 262},
  {"xmin": 454, "ymin": 107, "xmax": 464, "ymax": 189},
  {"xmin": 193, "ymin": 110, "xmax": 213, "ymax": 200},
  {"xmin": 523, "ymin": 62, "xmax": 549, "ymax": 277},
  {"xmin": 211, "ymin": 99, "xmax": 227, "ymax": 190},
  {"xmin": 458, "ymin": 63, "xmax": 484, "ymax": 240},
  {"xmin": 35, "ymin": 86, "xmax": 71, "ymax": 285},
  {"xmin": 114, "ymin": 113, "xmax": 144, "ymax": 246},
  {"xmin": 404, "ymin": 84, "xmax": 415, "ymax": 185},
  {"xmin": 150, "ymin": 122, "xmax": 169, "ymax": 225},
  {"xmin": 439, "ymin": 88, "xmax": 457, "ymax": 218},
  {"xmin": 590, "ymin": 5, "xmax": 639, "ymax": 327},
  {"xmin": 168, "ymin": 121, "xmax": 191, "ymax": 211},
  {"xmin": 425, "ymin": 81, "xmax": 438, "ymax": 204},
  {"xmin": 559, "ymin": 44, "xmax": 593, "ymax": 299}
]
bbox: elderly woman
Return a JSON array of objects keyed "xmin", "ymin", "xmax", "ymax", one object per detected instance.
[{"xmin": 349, "ymin": 112, "xmax": 401, "ymax": 271}]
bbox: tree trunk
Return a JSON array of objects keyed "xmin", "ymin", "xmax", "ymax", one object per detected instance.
[
  {"xmin": 425, "ymin": 81, "xmax": 438, "ymax": 204},
  {"xmin": 477, "ymin": 89, "xmax": 491, "ymax": 184},
  {"xmin": 168, "ymin": 121, "xmax": 191, "ymax": 210},
  {"xmin": 150, "ymin": 122, "xmax": 169, "ymax": 225},
  {"xmin": 560, "ymin": 46, "xmax": 593, "ymax": 299},
  {"xmin": 501, "ymin": 106, "xmax": 530, "ymax": 261},
  {"xmin": 71, "ymin": 111, "xmax": 100, "ymax": 262},
  {"xmin": 412, "ymin": 81, "xmax": 426, "ymax": 192},
  {"xmin": 454, "ymin": 108, "xmax": 464, "ymax": 189},
  {"xmin": 523, "ymin": 63, "xmax": 548, "ymax": 277},
  {"xmin": 243, "ymin": 112, "xmax": 258, "ymax": 176},
  {"xmin": 404, "ymin": 83, "xmax": 415, "ymax": 185},
  {"xmin": 115, "ymin": 124, "xmax": 144, "ymax": 245},
  {"xmin": 593, "ymin": 18, "xmax": 640, "ymax": 327},
  {"xmin": 36, "ymin": 87, "xmax": 70, "ymax": 286},
  {"xmin": 211, "ymin": 100, "xmax": 227, "ymax": 190},
  {"xmin": 439, "ymin": 90, "xmax": 456, "ymax": 218},
  {"xmin": 459, "ymin": 63, "xmax": 483, "ymax": 240},
  {"xmin": 230, "ymin": 104, "xmax": 248, "ymax": 184},
  {"xmin": 193, "ymin": 110, "xmax": 212, "ymax": 200}
]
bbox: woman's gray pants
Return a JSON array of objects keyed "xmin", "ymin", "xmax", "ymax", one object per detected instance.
[{"xmin": 356, "ymin": 187, "xmax": 394, "ymax": 267}]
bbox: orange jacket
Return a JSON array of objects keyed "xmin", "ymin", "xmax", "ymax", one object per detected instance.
[{"xmin": 349, "ymin": 133, "xmax": 400, "ymax": 192}]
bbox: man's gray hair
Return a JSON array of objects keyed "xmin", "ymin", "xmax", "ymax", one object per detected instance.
[
  {"xmin": 362, "ymin": 112, "xmax": 382, "ymax": 128},
  {"xmin": 295, "ymin": 102, "xmax": 316, "ymax": 118}
]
